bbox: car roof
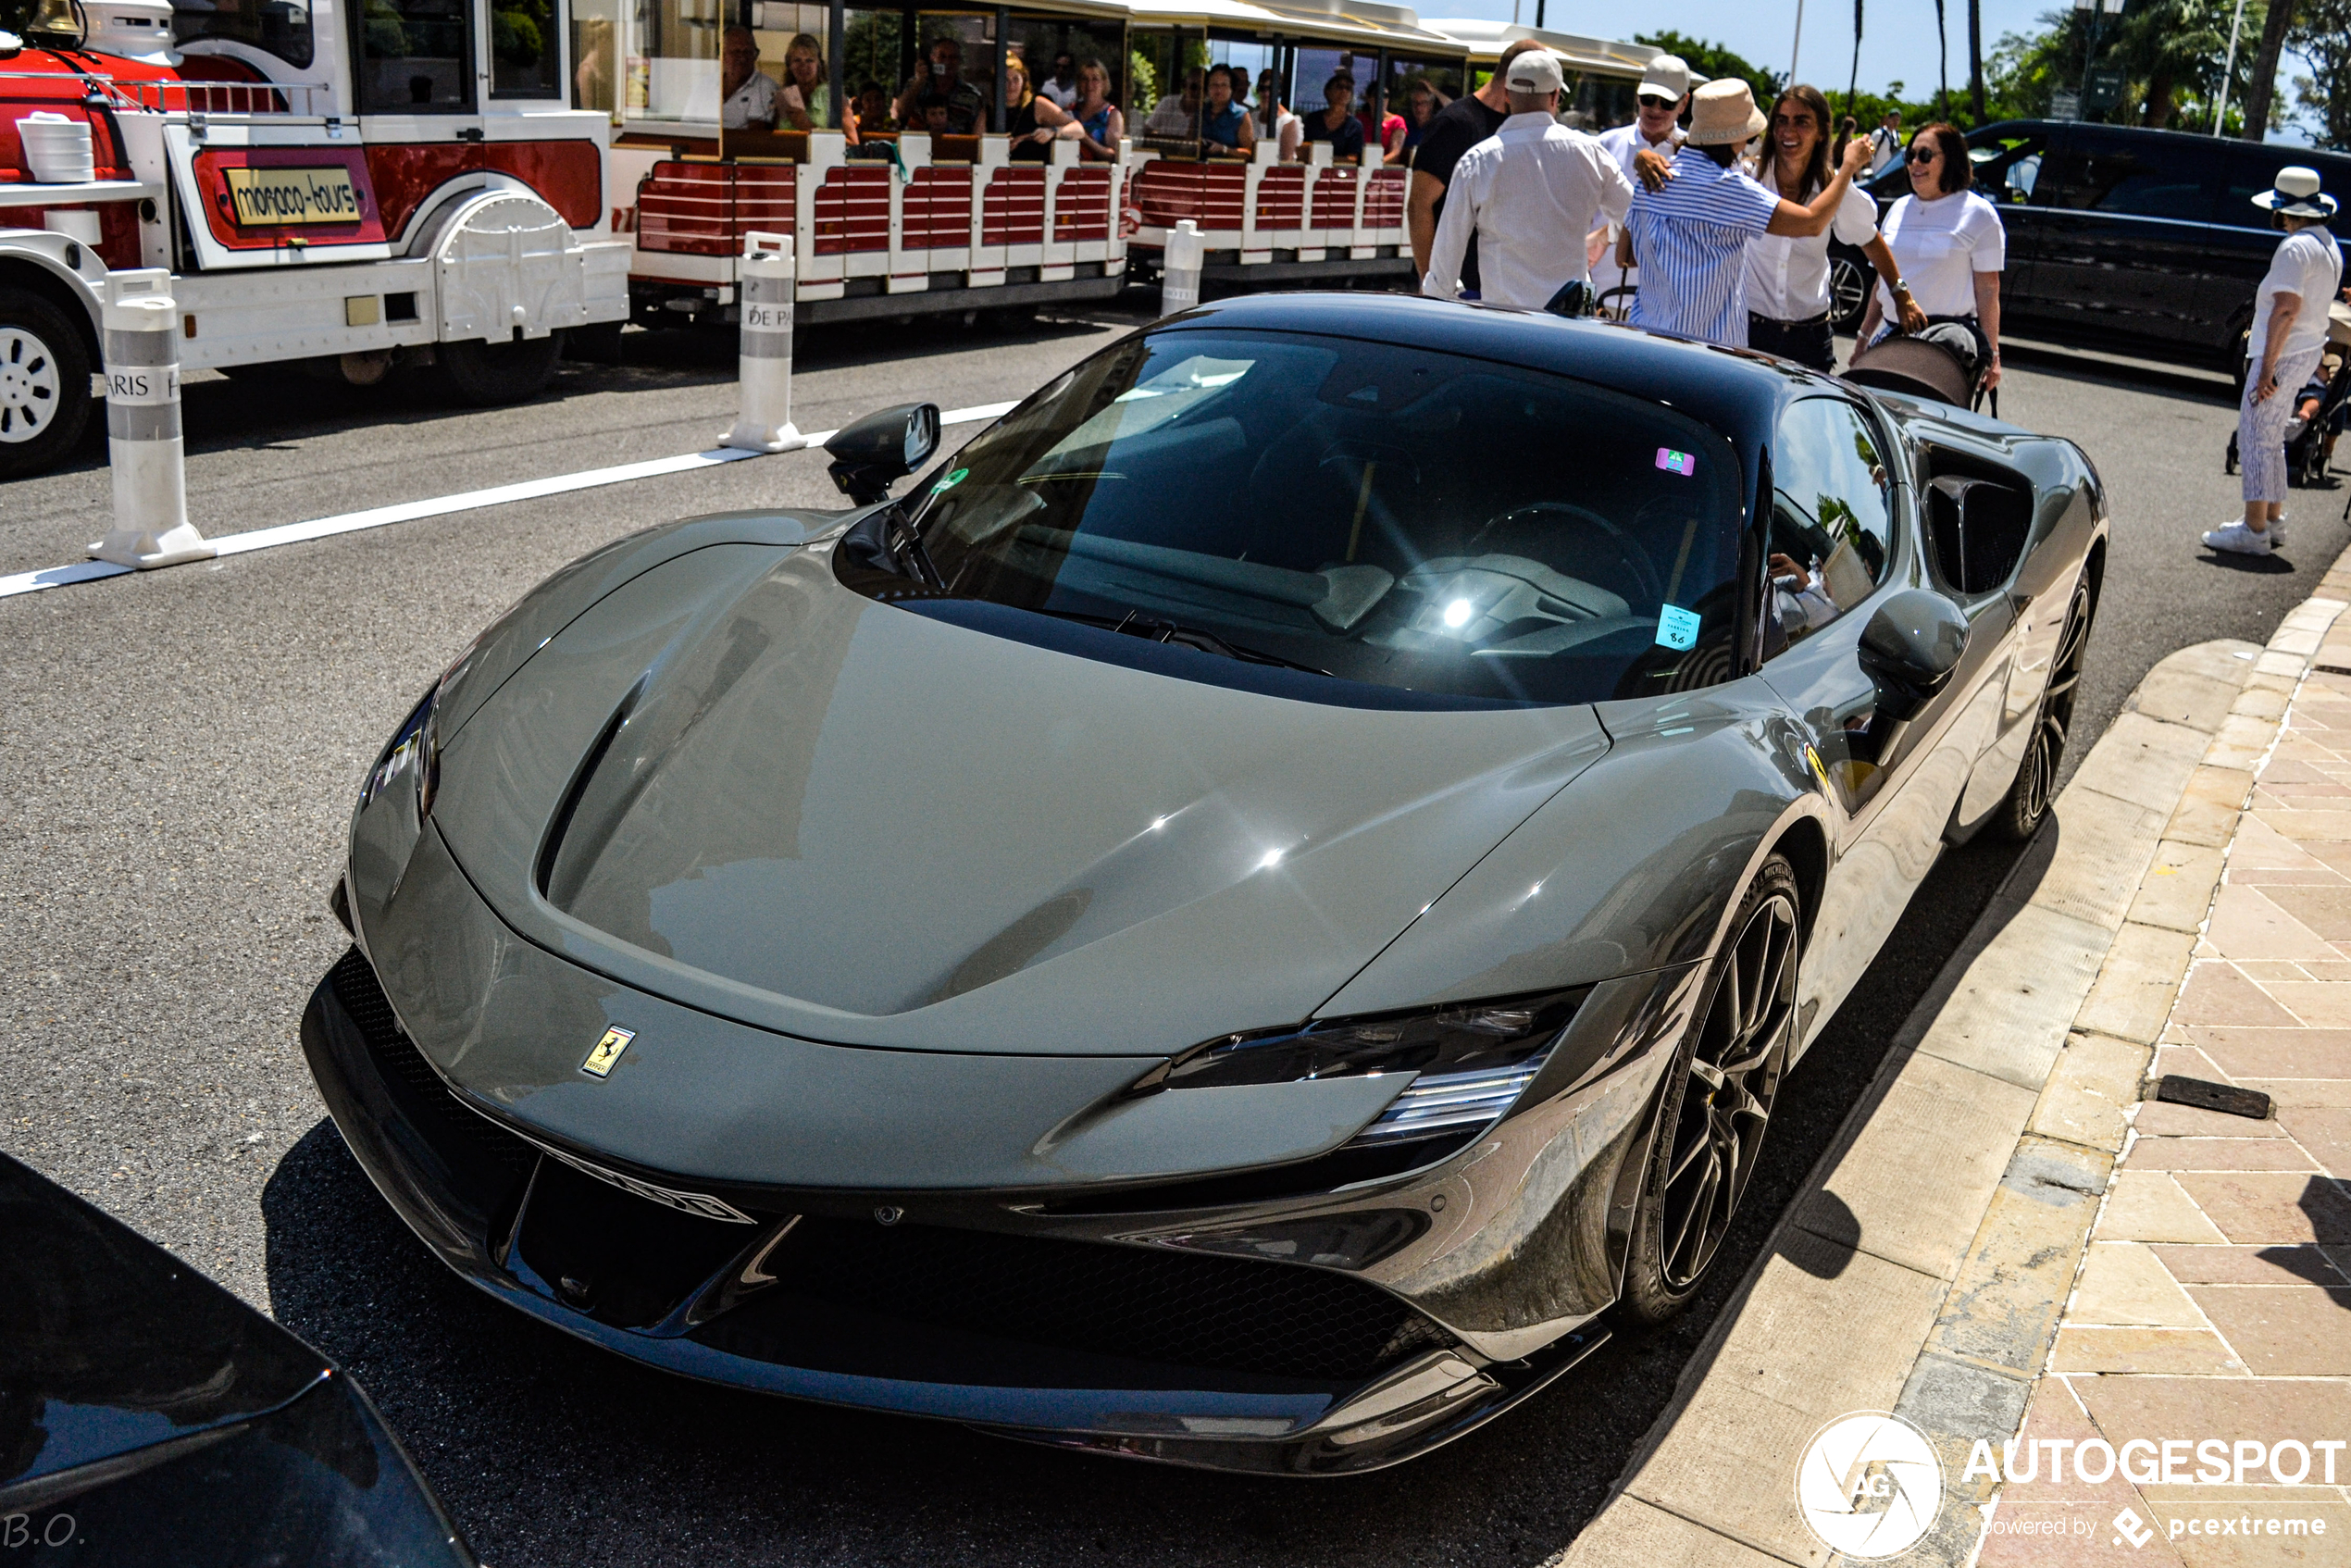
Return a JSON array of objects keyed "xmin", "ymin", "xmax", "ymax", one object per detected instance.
[
  {"xmin": 1159, "ymin": 292, "xmax": 1836, "ymax": 448},
  {"xmin": 1969, "ymin": 119, "xmax": 2351, "ymax": 169}
]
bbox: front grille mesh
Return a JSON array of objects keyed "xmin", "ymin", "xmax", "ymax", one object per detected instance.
[
  {"xmin": 329, "ymin": 949, "xmax": 534, "ymax": 1172},
  {"xmin": 764, "ymin": 1218, "xmax": 1455, "ymax": 1383}
]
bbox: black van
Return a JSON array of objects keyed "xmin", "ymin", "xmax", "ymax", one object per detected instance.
[{"xmin": 1827, "ymin": 121, "xmax": 2351, "ymax": 367}]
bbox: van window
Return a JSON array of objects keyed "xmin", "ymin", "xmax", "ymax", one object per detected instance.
[
  {"xmin": 174, "ymin": 0, "xmax": 314, "ymax": 68},
  {"xmin": 353, "ymin": 0, "xmax": 478, "ymax": 112},
  {"xmin": 2041, "ymin": 130, "xmax": 2221, "ymax": 222},
  {"xmin": 1965, "ymin": 128, "xmax": 2051, "ymax": 206},
  {"xmin": 2220, "ymin": 147, "xmax": 2351, "ymax": 230}
]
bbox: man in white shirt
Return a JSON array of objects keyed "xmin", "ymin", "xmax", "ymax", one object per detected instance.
[
  {"xmin": 1039, "ymin": 53, "xmax": 1079, "ymax": 110},
  {"xmin": 1421, "ymin": 51, "xmax": 1635, "ymax": 311},
  {"xmin": 2206, "ymin": 167, "xmax": 2345, "ymax": 555},
  {"xmin": 713, "ymin": 26, "xmax": 781, "ymax": 130},
  {"xmin": 1593, "ymin": 55, "xmax": 1690, "ymax": 299},
  {"xmin": 1866, "ymin": 111, "xmax": 1901, "ymax": 176}
]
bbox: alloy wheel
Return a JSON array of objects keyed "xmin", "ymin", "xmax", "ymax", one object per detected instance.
[
  {"xmin": 1828, "ymin": 257, "xmax": 1870, "ymax": 334},
  {"xmin": 0, "ymin": 325, "xmax": 59, "ymax": 443},
  {"xmin": 1657, "ymin": 889, "xmax": 1797, "ymax": 1292},
  {"xmin": 2016, "ymin": 579, "xmax": 2094, "ymax": 830}
]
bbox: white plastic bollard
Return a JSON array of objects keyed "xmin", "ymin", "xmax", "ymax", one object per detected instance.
[
  {"xmin": 1161, "ymin": 218, "xmax": 1205, "ymax": 317},
  {"xmin": 88, "ymin": 274, "xmax": 211, "ymax": 569},
  {"xmin": 720, "ymin": 231, "xmax": 802, "ymax": 453}
]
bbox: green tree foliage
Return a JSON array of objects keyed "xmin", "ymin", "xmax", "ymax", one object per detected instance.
[{"xmin": 2290, "ymin": 0, "xmax": 2351, "ymax": 147}]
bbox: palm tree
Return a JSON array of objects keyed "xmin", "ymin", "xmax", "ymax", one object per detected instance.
[
  {"xmin": 1969, "ymin": 0, "xmax": 1986, "ymax": 120},
  {"xmin": 1847, "ymin": 0, "xmax": 1863, "ymax": 118}
]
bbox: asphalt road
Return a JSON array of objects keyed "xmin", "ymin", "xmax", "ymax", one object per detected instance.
[{"xmin": 0, "ymin": 302, "xmax": 2341, "ymax": 1567}]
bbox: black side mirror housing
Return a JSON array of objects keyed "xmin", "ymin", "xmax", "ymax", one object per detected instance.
[
  {"xmin": 1859, "ymin": 588, "xmax": 1969, "ymax": 719},
  {"xmin": 1926, "ymin": 475, "xmax": 2033, "ymax": 596},
  {"xmin": 826, "ymin": 403, "xmax": 942, "ymax": 507}
]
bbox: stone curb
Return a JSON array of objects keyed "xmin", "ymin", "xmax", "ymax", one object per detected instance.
[{"xmin": 1557, "ymin": 562, "xmax": 2351, "ymax": 1568}]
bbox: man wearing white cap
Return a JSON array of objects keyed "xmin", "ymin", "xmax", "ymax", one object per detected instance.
[
  {"xmin": 1422, "ymin": 50, "xmax": 1634, "ymax": 311},
  {"xmin": 1621, "ymin": 78, "xmax": 1870, "ymax": 348},
  {"xmin": 2205, "ymin": 167, "xmax": 2343, "ymax": 556},
  {"xmin": 1593, "ymin": 53, "xmax": 1691, "ymax": 296}
]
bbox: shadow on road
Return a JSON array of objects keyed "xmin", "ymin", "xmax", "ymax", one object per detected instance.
[{"xmin": 261, "ymin": 822, "xmax": 2038, "ymax": 1568}]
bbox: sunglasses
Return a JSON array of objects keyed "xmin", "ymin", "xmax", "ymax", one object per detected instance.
[
  {"xmin": 1637, "ymin": 94, "xmax": 1676, "ymax": 110},
  {"xmin": 1909, "ymin": 147, "xmax": 1940, "ymax": 163}
]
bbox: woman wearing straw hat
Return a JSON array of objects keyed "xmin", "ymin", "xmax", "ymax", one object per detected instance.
[
  {"xmin": 1620, "ymin": 78, "xmax": 1871, "ymax": 349},
  {"xmin": 2205, "ymin": 167, "xmax": 2343, "ymax": 557}
]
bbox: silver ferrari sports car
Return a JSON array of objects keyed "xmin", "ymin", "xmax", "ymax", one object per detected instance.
[{"xmin": 305, "ymin": 293, "xmax": 2103, "ymax": 1475}]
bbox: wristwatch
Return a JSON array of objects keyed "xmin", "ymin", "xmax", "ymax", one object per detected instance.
[{"xmin": 1891, "ymin": 278, "xmax": 1911, "ymax": 296}]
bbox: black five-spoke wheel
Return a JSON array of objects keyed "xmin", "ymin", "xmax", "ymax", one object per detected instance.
[
  {"xmin": 1998, "ymin": 574, "xmax": 2095, "ymax": 840},
  {"xmin": 1620, "ymin": 856, "xmax": 1800, "ymax": 1322}
]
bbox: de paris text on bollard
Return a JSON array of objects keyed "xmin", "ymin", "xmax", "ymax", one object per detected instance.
[
  {"xmin": 721, "ymin": 231, "xmax": 803, "ymax": 454},
  {"xmin": 1161, "ymin": 218, "xmax": 1205, "ymax": 318},
  {"xmin": 88, "ymin": 273, "xmax": 212, "ymax": 568}
]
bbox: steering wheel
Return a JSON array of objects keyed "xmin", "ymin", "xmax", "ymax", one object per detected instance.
[{"xmin": 1468, "ymin": 502, "xmax": 1664, "ymax": 606}]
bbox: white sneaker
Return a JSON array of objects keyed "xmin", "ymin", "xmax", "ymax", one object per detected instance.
[
  {"xmin": 2270, "ymin": 516, "xmax": 2288, "ymax": 547},
  {"xmin": 2204, "ymin": 520, "xmax": 2274, "ymax": 554}
]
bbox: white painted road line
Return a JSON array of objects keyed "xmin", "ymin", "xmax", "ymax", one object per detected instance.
[{"xmin": 0, "ymin": 401, "xmax": 1021, "ymax": 603}]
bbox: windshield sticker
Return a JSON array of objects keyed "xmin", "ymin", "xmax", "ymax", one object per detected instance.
[
  {"xmin": 1656, "ymin": 448, "xmax": 1697, "ymax": 477},
  {"xmin": 1655, "ymin": 604, "xmax": 1702, "ymax": 651},
  {"xmin": 930, "ymin": 467, "xmax": 970, "ymax": 494}
]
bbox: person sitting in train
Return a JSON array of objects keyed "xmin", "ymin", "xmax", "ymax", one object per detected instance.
[
  {"xmin": 1143, "ymin": 69, "xmax": 1205, "ymax": 138},
  {"xmin": 777, "ymin": 31, "xmax": 855, "ymax": 139},
  {"xmin": 853, "ymin": 81, "xmax": 893, "ymax": 134},
  {"xmin": 1400, "ymin": 80, "xmax": 1439, "ymax": 157},
  {"xmin": 1252, "ymin": 69, "xmax": 1303, "ymax": 161},
  {"xmin": 1061, "ymin": 57, "xmax": 1126, "ymax": 160},
  {"xmin": 1200, "ymin": 65, "xmax": 1257, "ymax": 156},
  {"xmin": 894, "ymin": 34, "xmax": 988, "ymax": 135},
  {"xmin": 1040, "ymin": 53, "xmax": 1080, "ymax": 110},
  {"xmin": 1005, "ymin": 56, "xmax": 1071, "ymax": 161},
  {"xmin": 1300, "ymin": 74, "xmax": 1366, "ymax": 159},
  {"xmin": 714, "ymin": 25, "xmax": 781, "ymax": 130},
  {"xmin": 1366, "ymin": 93, "xmax": 1407, "ymax": 160},
  {"xmin": 916, "ymin": 95, "xmax": 953, "ymax": 136}
]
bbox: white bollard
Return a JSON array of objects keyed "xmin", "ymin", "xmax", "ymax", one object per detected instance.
[
  {"xmin": 1161, "ymin": 218, "xmax": 1205, "ymax": 317},
  {"xmin": 88, "ymin": 274, "xmax": 211, "ymax": 569},
  {"xmin": 719, "ymin": 231, "xmax": 802, "ymax": 454}
]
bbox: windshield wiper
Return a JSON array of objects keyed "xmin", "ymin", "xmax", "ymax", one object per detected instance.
[
  {"xmin": 1032, "ymin": 608, "xmax": 1332, "ymax": 678},
  {"xmin": 883, "ymin": 507, "xmax": 947, "ymax": 590}
]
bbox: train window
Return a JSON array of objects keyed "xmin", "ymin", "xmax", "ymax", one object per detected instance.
[
  {"xmin": 571, "ymin": 0, "xmax": 617, "ymax": 120},
  {"xmin": 352, "ymin": 0, "xmax": 477, "ymax": 112},
  {"xmin": 491, "ymin": 0, "xmax": 560, "ymax": 96},
  {"xmin": 173, "ymin": 0, "xmax": 313, "ymax": 68}
]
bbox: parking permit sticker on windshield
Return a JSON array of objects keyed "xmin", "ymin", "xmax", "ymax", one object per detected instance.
[
  {"xmin": 930, "ymin": 467, "xmax": 969, "ymax": 494},
  {"xmin": 1656, "ymin": 604, "xmax": 1701, "ymax": 651},
  {"xmin": 1656, "ymin": 448, "xmax": 1697, "ymax": 476}
]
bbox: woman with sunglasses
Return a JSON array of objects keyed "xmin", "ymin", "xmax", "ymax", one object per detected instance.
[
  {"xmin": 1854, "ymin": 121, "xmax": 2006, "ymax": 392},
  {"xmin": 1744, "ymin": 86, "xmax": 1923, "ymax": 369}
]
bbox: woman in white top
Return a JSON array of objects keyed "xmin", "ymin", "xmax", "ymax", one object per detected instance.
[
  {"xmin": 1744, "ymin": 85, "xmax": 1925, "ymax": 371},
  {"xmin": 1854, "ymin": 120, "xmax": 2007, "ymax": 392},
  {"xmin": 2203, "ymin": 167, "xmax": 2343, "ymax": 556}
]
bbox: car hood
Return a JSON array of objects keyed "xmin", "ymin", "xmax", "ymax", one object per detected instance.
[{"xmin": 425, "ymin": 540, "xmax": 1611, "ymax": 1055}]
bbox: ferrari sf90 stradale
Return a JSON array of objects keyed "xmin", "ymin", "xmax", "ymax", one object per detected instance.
[{"xmin": 305, "ymin": 293, "xmax": 2101, "ymax": 1474}]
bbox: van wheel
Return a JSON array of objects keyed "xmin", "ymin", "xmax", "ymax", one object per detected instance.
[
  {"xmin": 0, "ymin": 288, "xmax": 92, "ymax": 479},
  {"xmin": 437, "ymin": 332, "xmax": 563, "ymax": 406},
  {"xmin": 1619, "ymin": 856, "xmax": 1800, "ymax": 1325}
]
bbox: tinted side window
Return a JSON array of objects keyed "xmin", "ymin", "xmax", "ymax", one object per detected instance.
[
  {"xmin": 1966, "ymin": 128, "xmax": 2053, "ymax": 207},
  {"xmin": 1767, "ymin": 399, "xmax": 1896, "ymax": 653},
  {"xmin": 2043, "ymin": 131, "xmax": 2221, "ymax": 221},
  {"xmin": 352, "ymin": 0, "xmax": 478, "ymax": 113},
  {"xmin": 2220, "ymin": 147, "xmax": 2351, "ymax": 230}
]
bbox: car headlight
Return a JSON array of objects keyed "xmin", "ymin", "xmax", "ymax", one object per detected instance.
[
  {"xmin": 361, "ymin": 685, "xmax": 441, "ymax": 820},
  {"xmin": 1158, "ymin": 989, "xmax": 1585, "ymax": 1147}
]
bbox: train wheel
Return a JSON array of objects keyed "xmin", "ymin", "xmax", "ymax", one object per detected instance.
[
  {"xmin": 0, "ymin": 288, "xmax": 91, "ymax": 479},
  {"xmin": 437, "ymin": 332, "xmax": 564, "ymax": 406}
]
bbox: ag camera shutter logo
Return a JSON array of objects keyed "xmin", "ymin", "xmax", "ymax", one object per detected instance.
[{"xmin": 1795, "ymin": 1411, "xmax": 1945, "ymax": 1559}]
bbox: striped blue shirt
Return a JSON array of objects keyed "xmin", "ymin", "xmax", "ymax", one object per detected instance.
[{"xmin": 1626, "ymin": 148, "xmax": 1782, "ymax": 347}]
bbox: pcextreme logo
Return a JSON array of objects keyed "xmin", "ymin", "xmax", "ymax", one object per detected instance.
[{"xmin": 1795, "ymin": 1411, "xmax": 1946, "ymax": 1559}]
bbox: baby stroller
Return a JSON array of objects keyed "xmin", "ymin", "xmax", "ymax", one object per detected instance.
[
  {"xmin": 1841, "ymin": 321, "xmax": 1996, "ymax": 416},
  {"xmin": 2225, "ymin": 301, "xmax": 2351, "ymax": 495}
]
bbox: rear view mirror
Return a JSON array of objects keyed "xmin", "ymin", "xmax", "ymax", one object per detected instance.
[
  {"xmin": 1927, "ymin": 475, "xmax": 2032, "ymax": 595},
  {"xmin": 826, "ymin": 403, "xmax": 941, "ymax": 506},
  {"xmin": 1859, "ymin": 588, "xmax": 1969, "ymax": 719}
]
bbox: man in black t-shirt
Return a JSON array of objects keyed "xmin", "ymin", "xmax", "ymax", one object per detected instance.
[{"xmin": 1408, "ymin": 38, "xmax": 1546, "ymax": 292}]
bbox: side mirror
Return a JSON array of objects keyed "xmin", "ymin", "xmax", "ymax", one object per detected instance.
[
  {"xmin": 1927, "ymin": 475, "xmax": 2032, "ymax": 595},
  {"xmin": 826, "ymin": 403, "xmax": 941, "ymax": 507},
  {"xmin": 1859, "ymin": 588, "xmax": 1968, "ymax": 719}
]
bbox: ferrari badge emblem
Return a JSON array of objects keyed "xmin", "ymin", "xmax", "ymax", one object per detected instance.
[{"xmin": 580, "ymin": 1027, "xmax": 635, "ymax": 1078}]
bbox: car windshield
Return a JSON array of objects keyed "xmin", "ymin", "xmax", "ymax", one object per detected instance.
[{"xmin": 888, "ymin": 329, "xmax": 1748, "ymax": 705}]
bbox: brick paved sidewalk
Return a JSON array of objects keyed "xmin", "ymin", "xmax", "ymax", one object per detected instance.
[{"xmin": 1984, "ymin": 630, "xmax": 2351, "ymax": 1563}]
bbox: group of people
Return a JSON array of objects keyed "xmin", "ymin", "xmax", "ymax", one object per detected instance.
[
  {"xmin": 714, "ymin": 29, "xmax": 1125, "ymax": 162},
  {"xmin": 1417, "ymin": 41, "xmax": 1998, "ymax": 389},
  {"xmin": 1133, "ymin": 65, "xmax": 1429, "ymax": 163}
]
